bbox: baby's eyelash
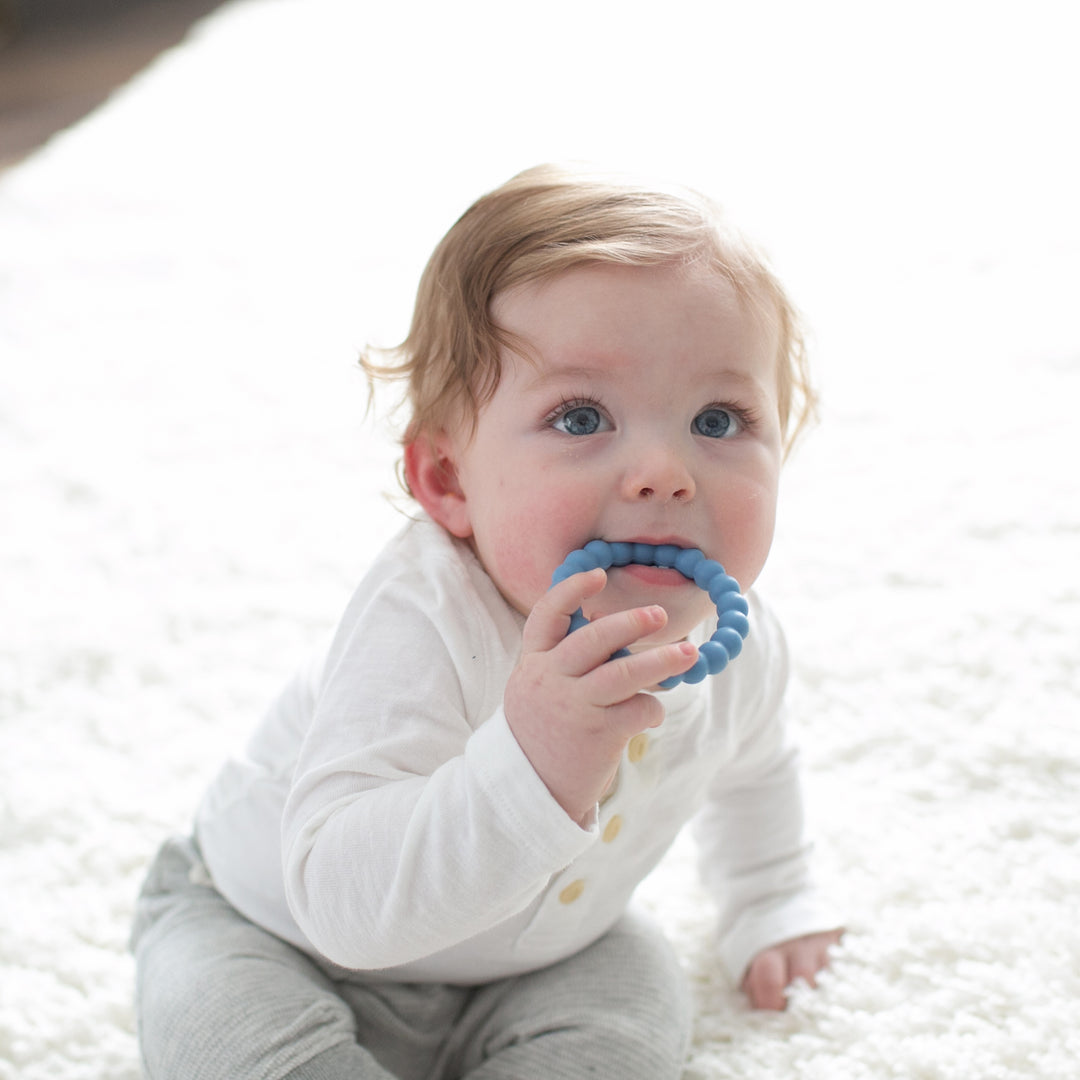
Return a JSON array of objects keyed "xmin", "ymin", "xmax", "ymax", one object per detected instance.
[
  {"xmin": 540, "ymin": 397, "xmax": 762, "ymax": 433},
  {"xmin": 543, "ymin": 396, "xmax": 605, "ymax": 426},
  {"xmin": 704, "ymin": 402, "xmax": 761, "ymax": 430}
]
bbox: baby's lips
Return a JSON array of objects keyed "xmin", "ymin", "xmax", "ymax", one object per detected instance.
[{"xmin": 549, "ymin": 539, "xmax": 702, "ymax": 584}]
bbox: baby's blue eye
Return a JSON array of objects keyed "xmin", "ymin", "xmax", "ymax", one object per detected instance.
[
  {"xmin": 693, "ymin": 408, "xmax": 737, "ymax": 439},
  {"xmin": 554, "ymin": 405, "xmax": 606, "ymax": 436}
]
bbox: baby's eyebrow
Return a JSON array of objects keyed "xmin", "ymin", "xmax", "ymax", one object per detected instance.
[
  {"xmin": 521, "ymin": 356, "xmax": 774, "ymax": 401},
  {"xmin": 521, "ymin": 361, "xmax": 612, "ymax": 390},
  {"xmin": 702, "ymin": 369, "xmax": 774, "ymax": 396}
]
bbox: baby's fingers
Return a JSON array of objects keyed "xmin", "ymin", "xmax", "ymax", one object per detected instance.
[
  {"xmin": 554, "ymin": 602, "xmax": 673, "ymax": 678},
  {"xmin": 587, "ymin": 640, "xmax": 698, "ymax": 705},
  {"xmin": 743, "ymin": 949, "xmax": 788, "ymax": 1011},
  {"xmin": 521, "ymin": 569, "xmax": 608, "ymax": 654}
]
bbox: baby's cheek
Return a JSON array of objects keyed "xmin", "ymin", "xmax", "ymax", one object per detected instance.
[{"xmin": 478, "ymin": 530, "xmax": 557, "ymax": 618}]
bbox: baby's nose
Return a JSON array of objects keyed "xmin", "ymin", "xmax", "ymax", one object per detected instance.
[{"xmin": 623, "ymin": 445, "xmax": 695, "ymax": 502}]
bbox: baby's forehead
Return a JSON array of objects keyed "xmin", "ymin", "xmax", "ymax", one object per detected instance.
[
  {"xmin": 491, "ymin": 262, "xmax": 779, "ymax": 358},
  {"xmin": 495, "ymin": 258, "xmax": 771, "ymax": 314},
  {"xmin": 486, "ymin": 269, "xmax": 780, "ymax": 407}
]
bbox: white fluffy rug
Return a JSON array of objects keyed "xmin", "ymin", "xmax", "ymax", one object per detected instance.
[{"xmin": 2, "ymin": 1, "xmax": 1079, "ymax": 1076}]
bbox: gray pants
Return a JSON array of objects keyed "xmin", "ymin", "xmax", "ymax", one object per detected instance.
[{"xmin": 131, "ymin": 837, "xmax": 692, "ymax": 1080}]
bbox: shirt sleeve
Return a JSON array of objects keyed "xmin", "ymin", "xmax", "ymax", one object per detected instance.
[
  {"xmin": 280, "ymin": 554, "xmax": 596, "ymax": 971},
  {"xmin": 693, "ymin": 596, "xmax": 840, "ymax": 983}
]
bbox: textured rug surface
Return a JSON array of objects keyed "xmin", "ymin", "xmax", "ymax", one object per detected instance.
[{"xmin": 2, "ymin": 2, "xmax": 1079, "ymax": 1077}]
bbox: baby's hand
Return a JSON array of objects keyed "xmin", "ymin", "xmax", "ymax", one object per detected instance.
[
  {"xmin": 504, "ymin": 568, "xmax": 697, "ymax": 825},
  {"xmin": 742, "ymin": 929, "xmax": 844, "ymax": 1011}
]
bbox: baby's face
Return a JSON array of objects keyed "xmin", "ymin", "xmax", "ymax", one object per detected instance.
[{"xmin": 444, "ymin": 261, "xmax": 783, "ymax": 649}]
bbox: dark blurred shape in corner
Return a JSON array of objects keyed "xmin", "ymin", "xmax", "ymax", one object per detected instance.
[{"xmin": 0, "ymin": 0, "xmax": 226, "ymax": 171}]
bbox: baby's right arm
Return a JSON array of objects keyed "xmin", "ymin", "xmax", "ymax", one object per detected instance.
[
  {"xmin": 281, "ymin": 549, "xmax": 694, "ymax": 970},
  {"xmin": 281, "ymin": 554, "xmax": 609, "ymax": 970},
  {"xmin": 503, "ymin": 568, "xmax": 697, "ymax": 826}
]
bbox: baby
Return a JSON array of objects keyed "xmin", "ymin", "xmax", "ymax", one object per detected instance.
[{"xmin": 131, "ymin": 164, "xmax": 842, "ymax": 1080}]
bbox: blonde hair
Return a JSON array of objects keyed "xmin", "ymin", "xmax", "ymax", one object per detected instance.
[{"xmin": 362, "ymin": 163, "xmax": 817, "ymax": 464}]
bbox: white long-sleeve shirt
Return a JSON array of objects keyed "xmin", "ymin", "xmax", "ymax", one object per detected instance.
[{"xmin": 196, "ymin": 515, "xmax": 835, "ymax": 985}]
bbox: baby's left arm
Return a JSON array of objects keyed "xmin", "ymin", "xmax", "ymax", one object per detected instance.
[
  {"xmin": 742, "ymin": 928, "xmax": 844, "ymax": 1011},
  {"xmin": 694, "ymin": 593, "xmax": 843, "ymax": 1005}
]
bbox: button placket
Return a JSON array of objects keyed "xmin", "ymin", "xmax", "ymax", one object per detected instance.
[{"xmin": 550, "ymin": 724, "xmax": 661, "ymax": 917}]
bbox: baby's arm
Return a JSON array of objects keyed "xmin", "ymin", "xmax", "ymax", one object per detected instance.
[
  {"xmin": 693, "ymin": 594, "xmax": 843, "ymax": 1007},
  {"xmin": 504, "ymin": 568, "xmax": 697, "ymax": 825},
  {"xmin": 698, "ymin": 733, "xmax": 844, "ymax": 1009}
]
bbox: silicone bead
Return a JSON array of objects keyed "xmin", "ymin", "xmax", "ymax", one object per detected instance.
[
  {"xmin": 708, "ymin": 574, "xmax": 741, "ymax": 602},
  {"xmin": 549, "ymin": 541, "xmax": 750, "ymax": 689},
  {"xmin": 694, "ymin": 560, "xmax": 723, "ymax": 589},
  {"xmin": 720, "ymin": 593, "xmax": 749, "ymax": 617},
  {"xmin": 565, "ymin": 550, "xmax": 597, "ymax": 573},
  {"xmin": 716, "ymin": 610, "xmax": 750, "ymax": 637},
  {"xmin": 674, "ymin": 548, "xmax": 705, "ymax": 578},
  {"xmin": 551, "ymin": 559, "xmax": 582, "ymax": 585},
  {"xmin": 711, "ymin": 626, "xmax": 744, "ymax": 659},
  {"xmin": 698, "ymin": 640, "xmax": 731, "ymax": 674},
  {"xmin": 653, "ymin": 544, "xmax": 680, "ymax": 567},
  {"xmin": 681, "ymin": 654, "xmax": 710, "ymax": 684},
  {"xmin": 584, "ymin": 539, "xmax": 614, "ymax": 565}
]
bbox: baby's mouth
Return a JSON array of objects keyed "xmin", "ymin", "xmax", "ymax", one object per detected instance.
[
  {"xmin": 550, "ymin": 540, "xmax": 714, "ymax": 589},
  {"xmin": 612, "ymin": 563, "xmax": 693, "ymax": 588}
]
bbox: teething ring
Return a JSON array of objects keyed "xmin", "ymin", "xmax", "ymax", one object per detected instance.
[{"xmin": 549, "ymin": 541, "xmax": 750, "ymax": 689}]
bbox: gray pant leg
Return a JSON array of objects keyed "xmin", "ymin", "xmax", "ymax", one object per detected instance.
[
  {"xmin": 439, "ymin": 910, "xmax": 692, "ymax": 1080},
  {"xmin": 133, "ymin": 839, "xmax": 689, "ymax": 1080},
  {"xmin": 131, "ymin": 836, "xmax": 396, "ymax": 1080},
  {"xmin": 327, "ymin": 977, "xmax": 469, "ymax": 1080}
]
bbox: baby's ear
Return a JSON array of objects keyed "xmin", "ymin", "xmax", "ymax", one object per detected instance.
[{"xmin": 403, "ymin": 432, "xmax": 472, "ymax": 539}]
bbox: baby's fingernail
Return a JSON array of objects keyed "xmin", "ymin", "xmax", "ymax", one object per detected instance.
[{"xmin": 678, "ymin": 642, "xmax": 697, "ymax": 658}]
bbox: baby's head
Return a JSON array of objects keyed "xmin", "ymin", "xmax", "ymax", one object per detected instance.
[
  {"xmin": 364, "ymin": 164, "xmax": 816, "ymax": 634},
  {"xmin": 365, "ymin": 163, "xmax": 815, "ymax": 458}
]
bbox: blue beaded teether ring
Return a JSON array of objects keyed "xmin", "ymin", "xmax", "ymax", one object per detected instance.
[{"xmin": 549, "ymin": 540, "xmax": 750, "ymax": 689}]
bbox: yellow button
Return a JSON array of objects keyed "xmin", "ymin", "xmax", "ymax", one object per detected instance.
[
  {"xmin": 602, "ymin": 815, "xmax": 623, "ymax": 843},
  {"xmin": 627, "ymin": 734, "xmax": 649, "ymax": 763},
  {"xmin": 559, "ymin": 879, "xmax": 585, "ymax": 904}
]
